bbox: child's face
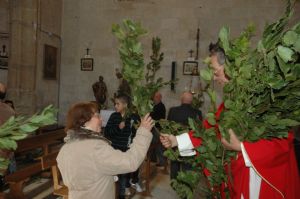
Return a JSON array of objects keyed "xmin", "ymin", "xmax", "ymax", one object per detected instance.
[{"xmin": 114, "ymin": 99, "xmax": 127, "ymax": 113}]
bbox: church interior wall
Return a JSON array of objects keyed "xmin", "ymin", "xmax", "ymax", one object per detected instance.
[
  {"xmin": 0, "ymin": 0, "xmax": 62, "ymax": 115},
  {"xmin": 35, "ymin": 0, "xmax": 62, "ymax": 112},
  {"xmin": 0, "ymin": 0, "xmax": 299, "ymax": 123},
  {"xmin": 59, "ymin": 0, "xmax": 300, "ymax": 123},
  {"xmin": 0, "ymin": 0, "xmax": 9, "ymax": 84}
]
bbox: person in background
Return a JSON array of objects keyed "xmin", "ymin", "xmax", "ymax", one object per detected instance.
[
  {"xmin": 0, "ymin": 83, "xmax": 15, "ymax": 125},
  {"xmin": 0, "ymin": 83, "xmax": 16, "ymax": 185},
  {"xmin": 104, "ymin": 94, "xmax": 143, "ymax": 198},
  {"xmin": 167, "ymin": 91, "xmax": 202, "ymax": 179},
  {"xmin": 160, "ymin": 43, "xmax": 300, "ymax": 199},
  {"xmin": 150, "ymin": 91, "xmax": 166, "ymax": 167},
  {"xmin": 57, "ymin": 102, "xmax": 154, "ymax": 199}
]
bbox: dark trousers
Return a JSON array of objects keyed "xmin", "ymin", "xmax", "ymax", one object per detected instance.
[
  {"xmin": 118, "ymin": 173, "xmax": 130, "ymax": 197},
  {"xmin": 118, "ymin": 168, "xmax": 140, "ymax": 198},
  {"xmin": 130, "ymin": 168, "xmax": 139, "ymax": 184},
  {"xmin": 170, "ymin": 160, "xmax": 192, "ymax": 179},
  {"xmin": 150, "ymin": 128, "xmax": 166, "ymax": 165}
]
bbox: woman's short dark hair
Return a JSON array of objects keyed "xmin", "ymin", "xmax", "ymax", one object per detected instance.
[{"xmin": 65, "ymin": 102, "xmax": 98, "ymax": 132}]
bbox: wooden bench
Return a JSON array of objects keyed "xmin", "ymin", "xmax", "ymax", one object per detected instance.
[
  {"xmin": 40, "ymin": 151, "xmax": 68, "ymax": 199},
  {"xmin": 140, "ymin": 141, "xmax": 168, "ymax": 197},
  {"xmin": 4, "ymin": 128, "xmax": 65, "ymax": 199},
  {"xmin": 16, "ymin": 128, "xmax": 65, "ymax": 155}
]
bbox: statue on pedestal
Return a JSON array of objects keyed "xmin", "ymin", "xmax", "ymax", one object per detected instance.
[{"xmin": 92, "ymin": 76, "xmax": 107, "ymax": 108}]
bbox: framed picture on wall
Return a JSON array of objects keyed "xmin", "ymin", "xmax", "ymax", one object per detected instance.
[
  {"xmin": 0, "ymin": 33, "xmax": 9, "ymax": 70},
  {"xmin": 183, "ymin": 61, "xmax": 198, "ymax": 75},
  {"xmin": 81, "ymin": 58, "xmax": 93, "ymax": 71},
  {"xmin": 43, "ymin": 44, "xmax": 57, "ymax": 80},
  {"xmin": 0, "ymin": 56, "xmax": 8, "ymax": 69}
]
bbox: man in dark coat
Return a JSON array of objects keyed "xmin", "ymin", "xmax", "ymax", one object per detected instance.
[
  {"xmin": 150, "ymin": 92, "xmax": 166, "ymax": 166},
  {"xmin": 167, "ymin": 91, "xmax": 202, "ymax": 179}
]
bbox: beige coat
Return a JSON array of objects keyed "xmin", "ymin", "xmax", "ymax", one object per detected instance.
[{"xmin": 57, "ymin": 127, "xmax": 152, "ymax": 199}]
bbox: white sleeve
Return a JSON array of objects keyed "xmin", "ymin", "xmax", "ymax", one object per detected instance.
[
  {"xmin": 241, "ymin": 143, "xmax": 261, "ymax": 199},
  {"xmin": 176, "ymin": 133, "xmax": 196, "ymax": 156}
]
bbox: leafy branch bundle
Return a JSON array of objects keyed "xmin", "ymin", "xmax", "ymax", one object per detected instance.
[
  {"xmin": 180, "ymin": 0, "xmax": 300, "ymax": 198},
  {"xmin": 145, "ymin": 37, "xmax": 164, "ymax": 84},
  {"xmin": 112, "ymin": 20, "xmax": 170, "ymax": 116},
  {"xmin": 170, "ymin": 171, "xmax": 201, "ymax": 199},
  {"xmin": 0, "ymin": 105, "xmax": 57, "ymax": 173},
  {"xmin": 159, "ymin": 119, "xmax": 204, "ymax": 199},
  {"xmin": 218, "ymin": 0, "xmax": 300, "ymax": 143},
  {"xmin": 159, "ymin": 119, "xmax": 190, "ymax": 161}
]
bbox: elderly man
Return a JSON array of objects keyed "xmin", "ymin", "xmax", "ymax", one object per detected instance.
[
  {"xmin": 167, "ymin": 91, "xmax": 202, "ymax": 179},
  {"xmin": 150, "ymin": 91, "xmax": 166, "ymax": 167}
]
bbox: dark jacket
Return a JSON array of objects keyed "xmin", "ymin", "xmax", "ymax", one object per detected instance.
[
  {"xmin": 167, "ymin": 104, "xmax": 202, "ymax": 126},
  {"xmin": 150, "ymin": 102, "xmax": 166, "ymax": 130},
  {"xmin": 104, "ymin": 112, "xmax": 139, "ymax": 152},
  {"xmin": 150, "ymin": 102, "xmax": 166, "ymax": 121}
]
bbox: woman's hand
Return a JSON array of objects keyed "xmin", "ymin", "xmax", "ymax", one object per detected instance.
[
  {"xmin": 160, "ymin": 134, "xmax": 178, "ymax": 148},
  {"xmin": 221, "ymin": 129, "xmax": 241, "ymax": 151},
  {"xmin": 119, "ymin": 121, "xmax": 125, "ymax": 129},
  {"xmin": 140, "ymin": 113, "xmax": 154, "ymax": 131}
]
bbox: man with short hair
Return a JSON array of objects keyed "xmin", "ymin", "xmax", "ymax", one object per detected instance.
[
  {"xmin": 150, "ymin": 91, "xmax": 166, "ymax": 167},
  {"xmin": 167, "ymin": 91, "xmax": 202, "ymax": 179}
]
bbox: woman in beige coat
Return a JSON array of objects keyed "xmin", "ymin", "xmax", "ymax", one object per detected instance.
[{"xmin": 57, "ymin": 102, "xmax": 154, "ymax": 199}]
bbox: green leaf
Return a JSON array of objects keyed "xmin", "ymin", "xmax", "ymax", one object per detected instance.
[
  {"xmin": 207, "ymin": 88, "xmax": 216, "ymax": 104},
  {"xmin": 207, "ymin": 140, "xmax": 217, "ymax": 151},
  {"xmin": 0, "ymin": 138, "xmax": 17, "ymax": 150},
  {"xmin": 239, "ymin": 65, "xmax": 252, "ymax": 79},
  {"xmin": 19, "ymin": 124, "xmax": 39, "ymax": 133},
  {"xmin": 277, "ymin": 118, "xmax": 300, "ymax": 126},
  {"xmin": 283, "ymin": 31, "xmax": 298, "ymax": 46},
  {"xmin": 268, "ymin": 77, "xmax": 287, "ymax": 89},
  {"xmin": 200, "ymin": 68, "xmax": 213, "ymax": 82},
  {"xmin": 10, "ymin": 134, "xmax": 28, "ymax": 141},
  {"xmin": 293, "ymin": 37, "xmax": 300, "ymax": 53},
  {"xmin": 224, "ymin": 100, "xmax": 233, "ymax": 109},
  {"xmin": 206, "ymin": 113, "xmax": 216, "ymax": 125},
  {"xmin": 219, "ymin": 27, "xmax": 230, "ymax": 53},
  {"xmin": 277, "ymin": 45, "xmax": 294, "ymax": 63}
]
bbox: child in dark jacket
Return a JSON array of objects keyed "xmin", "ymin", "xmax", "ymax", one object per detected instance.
[{"xmin": 104, "ymin": 94, "xmax": 143, "ymax": 198}]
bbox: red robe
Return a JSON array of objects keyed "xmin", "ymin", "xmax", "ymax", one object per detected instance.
[{"xmin": 188, "ymin": 103, "xmax": 300, "ymax": 199}]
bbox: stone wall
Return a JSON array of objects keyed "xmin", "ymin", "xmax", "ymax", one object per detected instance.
[
  {"xmin": 59, "ymin": 0, "xmax": 300, "ymax": 123},
  {"xmin": 5, "ymin": 0, "xmax": 62, "ymax": 115},
  {"xmin": 0, "ymin": 0, "xmax": 9, "ymax": 84}
]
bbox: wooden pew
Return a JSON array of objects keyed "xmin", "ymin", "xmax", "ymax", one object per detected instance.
[
  {"xmin": 4, "ymin": 128, "xmax": 65, "ymax": 199},
  {"xmin": 140, "ymin": 141, "xmax": 168, "ymax": 197},
  {"xmin": 40, "ymin": 151, "xmax": 68, "ymax": 199},
  {"xmin": 16, "ymin": 128, "xmax": 65, "ymax": 155}
]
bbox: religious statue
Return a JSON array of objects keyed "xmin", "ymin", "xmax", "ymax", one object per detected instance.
[
  {"xmin": 92, "ymin": 76, "xmax": 107, "ymax": 107},
  {"xmin": 115, "ymin": 68, "xmax": 131, "ymax": 96}
]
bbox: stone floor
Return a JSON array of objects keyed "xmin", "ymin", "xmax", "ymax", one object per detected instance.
[
  {"xmin": 29, "ymin": 163, "xmax": 179, "ymax": 199},
  {"xmin": 132, "ymin": 166, "xmax": 179, "ymax": 199}
]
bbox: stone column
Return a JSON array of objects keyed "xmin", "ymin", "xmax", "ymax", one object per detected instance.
[{"xmin": 7, "ymin": 0, "xmax": 39, "ymax": 115}]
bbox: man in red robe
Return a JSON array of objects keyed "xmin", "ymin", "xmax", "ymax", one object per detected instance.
[{"xmin": 160, "ymin": 43, "xmax": 300, "ymax": 199}]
